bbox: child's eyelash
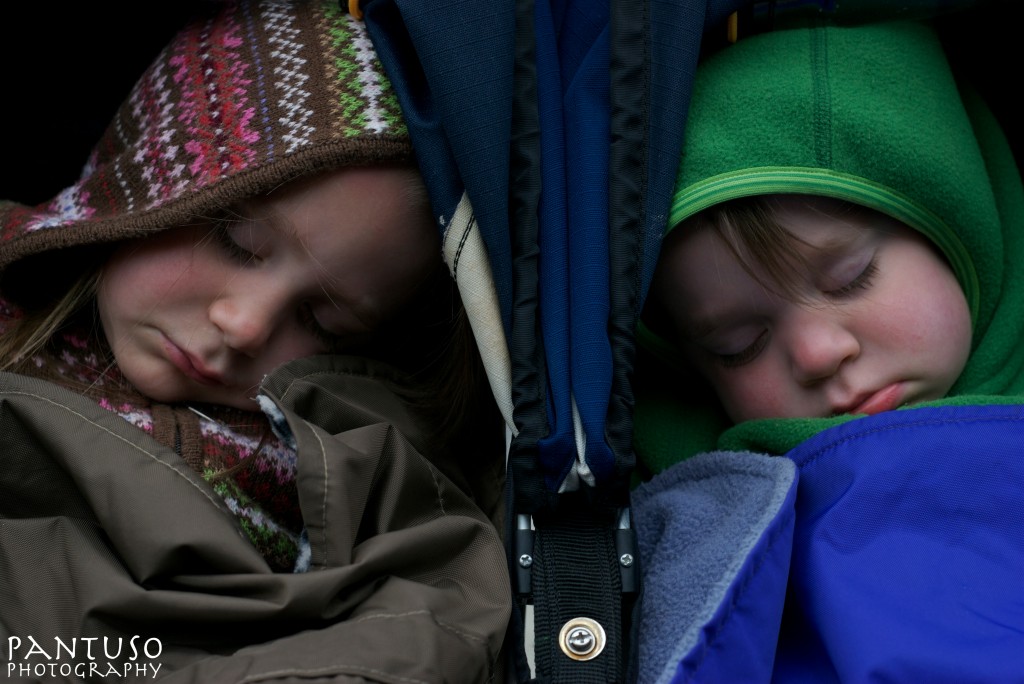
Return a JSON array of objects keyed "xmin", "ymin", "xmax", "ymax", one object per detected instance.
[
  {"xmin": 716, "ymin": 330, "xmax": 769, "ymax": 368},
  {"xmin": 824, "ymin": 259, "xmax": 879, "ymax": 299},
  {"xmin": 710, "ymin": 258, "xmax": 878, "ymax": 369},
  {"xmin": 298, "ymin": 303, "xmax": 345, "ymax": 351},
  {"xmin": 207, "ymin": 220, "xmax": 344, "ymax": 352},
  {"xmin": 210, "ymin": 222, "xmax": 257, "ymax": 264}
]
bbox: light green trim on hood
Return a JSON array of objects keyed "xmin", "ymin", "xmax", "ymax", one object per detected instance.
[{"xmin": 669, "ymin": 166, "xmax": 980, "ymax": 326}]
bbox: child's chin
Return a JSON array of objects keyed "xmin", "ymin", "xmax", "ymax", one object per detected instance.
[
  {"xmin": 186, "ymin": 390, "xmax": 261, "ymax": 412},
  {"xmin": 139, "ymin": 379, "xmax": 259, "ymax": 412}
]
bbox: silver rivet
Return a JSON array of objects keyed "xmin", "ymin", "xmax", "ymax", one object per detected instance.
[
  {"xmin": 619, "ymin": 553, "xmax": 634, "ymax": 567},
  {"xmin": 566, "ymin": 627, "xmax": 594, "ymax": 654},
  {"xmin": 558, "ymin": 617, "xmax": 606, "ymax": 661},
  {"xmin": 518, "ymin": 554, "xmax": 533, "ymax": 568}
]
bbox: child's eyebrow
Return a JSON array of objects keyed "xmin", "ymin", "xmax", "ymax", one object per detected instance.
[
  {"xmin": 799, "ymin": 226, "xmax": 870, "ymax": 257},
  {"xmin": 239, "ymin": 200, "xmax": 303, "ymax": 248},
  {"xmin": 812, "ymin": 235, "xmax": 861, "ymax": 256},
  {"xmin": 682, "ymin": 307, "xmax": 744, "ymax": 343},
  {"xmin": 685, "ymin": 323, "xmax": 718, "ymax": 345},
  {"xmin": 679, "ymin": 235, "xmax": 865, "ymax": 343},
  {"xmin": 275, "ymin": 207, "xmax": 349, "ymax": 305},
  {"xmin": 233, "ymin": 196, "xmax": 349, "ymax": 313}
]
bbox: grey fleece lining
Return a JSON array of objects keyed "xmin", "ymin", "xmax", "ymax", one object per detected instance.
[{"xmin": 632, "ymin": 451, "xmax": 796, "ymax": 683}]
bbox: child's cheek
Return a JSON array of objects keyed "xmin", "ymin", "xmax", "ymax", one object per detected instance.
[
  {"xmin": 713, "ymin": 366, "xmax": 792, "ymax": 424},
  {"xmin": 262, "ymin": 336, "xmax": 328, "ymax": 374}
]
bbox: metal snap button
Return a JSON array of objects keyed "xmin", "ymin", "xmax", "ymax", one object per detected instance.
[{"xmin": 558, "ymin": 617, "xmax": 606, "ymax": 661}]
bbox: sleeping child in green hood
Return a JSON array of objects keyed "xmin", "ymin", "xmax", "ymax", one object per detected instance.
[
  {"xmin": 635, "ymin": 18, "xmax": 1024, "ymax": 471},
  {"xmin": 647, "ymin": 193, "xmax": 972, "ymax": 421},
  {"xmin": 0, "ymin": 2, "xmax": 508, "ymax": 680}
]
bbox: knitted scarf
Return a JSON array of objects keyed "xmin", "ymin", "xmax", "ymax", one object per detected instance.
[{"xmin": 635, "ymin": 19, "xmax": 1024, "ymax": 471}]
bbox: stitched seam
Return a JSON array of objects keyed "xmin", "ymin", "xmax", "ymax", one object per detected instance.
[
  {"xmin": 275, "ymin": 369, "xmax": 407, "ymax": 402},
  {"xmin": 0, "ymin": 389, "xmax": 223, "ymax": 509},
  {"xmin": 309, "ymin": 425, "xmax": 330, "ymax": 568},
  {"xmin": 685, "ymin": 487, "xmax": 794, "ymax": 677},
  {"xmin": 453, "ymin": 213, "xmax": 474, "ymax": 274},
  {"xmin": 439, "ymin": 198, "xmax": 473, "ymax": 279},
  {"xmin": 800, "ymin": 413, "xmax": 1024, "ymax": 470},
  {"xmin": 237, "ymin": 611, "xmax": 490, "ymax": 683},
  {"xmin": 426, "ymin": 459, "xmax": 448, "ymax": 517},
  {"xmin": 811, "ymin": 26, "xmax": 832, "ymax": 169},
  {"xmin": 239, "ymin": 665, "xmax": 429, "ymax": 684},
  {"xmin": 347, "ymin": 609, "xmax": 488, "ymax": 645}
]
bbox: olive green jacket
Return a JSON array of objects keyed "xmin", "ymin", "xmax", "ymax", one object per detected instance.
[{"xmin": 0, "ymin": 356, "xmax": 510, "ymax": 683}]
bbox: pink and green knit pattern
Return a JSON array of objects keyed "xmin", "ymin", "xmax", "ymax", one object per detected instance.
[
  {"xmin": 0, "ymin": 0, "xmax": 410, "ymax": 265},
  {"xmin": 0, "ymin": 294, "xmax": 304, "ymax": 572}
]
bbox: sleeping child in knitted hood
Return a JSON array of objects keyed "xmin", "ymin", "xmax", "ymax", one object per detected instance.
[
  {"xmin": 635, "ymin": 18, "xmax": 1024, "ymax": 471},
  {"xmin": 0, "ymin": 2, "xmax": 508, "ymax": 680}
]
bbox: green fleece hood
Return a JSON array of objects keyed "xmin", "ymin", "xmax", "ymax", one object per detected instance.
[{"xmin": 636, "ymin": 19, "xmax": 1024, "ymax": 471}]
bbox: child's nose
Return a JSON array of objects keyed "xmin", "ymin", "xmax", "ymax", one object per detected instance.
[
  {"xmin": 208, "ymin": 288, "xmax": 282, "ymax": 357},
  {"xmin": 786, "ymin": 310, "xmax": 860, "ymax": 385}
]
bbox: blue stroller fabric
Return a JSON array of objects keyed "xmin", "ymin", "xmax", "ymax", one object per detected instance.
[
  {"xmin": 359, "ymin": 0, "xmax": 753, "ymax": 680},
  {"xmin": 363, "ymin": 0, "xmax": 745, "ymax": 500}
]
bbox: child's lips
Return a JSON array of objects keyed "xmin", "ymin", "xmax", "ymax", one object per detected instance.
[
  {"xmin": 162, "ymin": 336, "xmax": 226, "ymax": 387},
  {"xmin": 846, "ymin": 382, "xmax": 905, "ymax": 416}
]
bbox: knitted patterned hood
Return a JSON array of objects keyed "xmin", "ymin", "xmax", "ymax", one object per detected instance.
[
  {"xmin": 636, "ymin": 19, "xmax": 1024, "ymax": 467},
  {"xmin": 0, "ymin": 0, "xmax": 410, "ymax": 274}
]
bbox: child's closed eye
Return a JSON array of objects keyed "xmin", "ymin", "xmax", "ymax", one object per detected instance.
[
  {"xmin": 822, "ymin": 258, "xmax": 879, "ymax": 299},
  {"xmin": 711, "ymin": 330, "xmax": 769, "ymax": 368},
  {"xmin": 210, "ymin": 220, "xmax": 262, "ymax": 265},
  {"xmin": 298, "ymin": 302, "xmax": 347, "ymax": 352}
]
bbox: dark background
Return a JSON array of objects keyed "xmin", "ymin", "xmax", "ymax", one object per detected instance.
[
  {"xmin": 2, "ymin": 3, "xmax": 208, "ymax": 206},
  {"xmin": 1, "ymin": 2, "xmax": 1019, "ymax": 207}
]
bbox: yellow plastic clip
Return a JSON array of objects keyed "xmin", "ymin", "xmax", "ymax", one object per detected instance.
[
  {"xmin": 348, "ymin": 0, "xmax": 363, "ymax": 20},
  {"xmin": 727, "ymin": 12, "xmax": 738, "ymax": 43}
]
